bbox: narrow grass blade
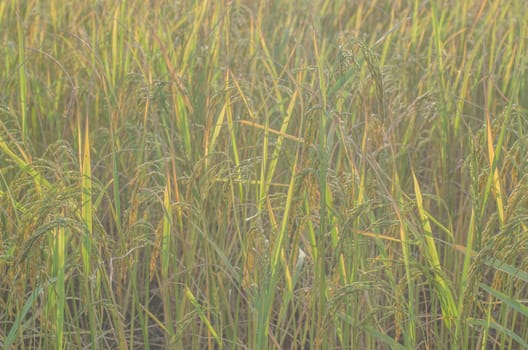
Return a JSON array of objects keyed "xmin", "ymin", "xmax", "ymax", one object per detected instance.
[
  {"xmin": 0, "ymin": 134, "xmax": 49, "ymax": 194},
  {"xmin": 412, "ymin": 167, "xmax": 458, "ymax": 327},
  {"xmin": 161, "ymin": 175, "xmax": 173, "ymax": 337},
  {"xmin": 484, "ymin": 112, "xmax": 505, "ymax": 224},
  {"xmin": 469, "ymin": 317, "xmax": 528, "ymax": 349},
  {"xmin": 51, "ymin": 224, "xmax": 66, "ymax": 350},
  {"xmin": 392, "ymin": 174, "xmax": 416, "ymax": 347},
  {"xmin": 479, "ymin": 283, "xmax": 528, "ymax": 318},
  {"xmin": 80, "ymin": 116, "xmax": 97, "ymax": 347},
  {"xmin": 161, "ymin": 178, "xmax": 171, "ymax": 279},
  {"xmin": 80, "ymin": 117, "xmax": 93, "ymax": 274},
  {"xmin": 185, "ymin": 286, "xmax": 223, "ymax": 349},
  {"xmin": 365, "ymin": 326, "xmax": 407, "ymax": 350},
  {"xmin": 16, "ymin": 12, "xmax": 27, "ymax": 144},
  {"xmin": 4, "ymin": 284, "xmax": 45, "ymax": 349}
]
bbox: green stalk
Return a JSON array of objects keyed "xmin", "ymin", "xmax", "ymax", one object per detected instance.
[
  {"xmin": 80, "ymin": 116, "xmax": 98, "ymax": 348},
  {"xmin": 49, "ymin": 223, "xmax": 66, "ymax": 350},
  {"xmin": 16, "ymin": 12, "xmax": 27, "ymax": 144},
  {"xmin": 161, "ymin": 177, "xmax": 174, "ymax": 344},
  {"xmin": 313, "ymin": 27, "xmax": 329, "ymax": 348}
]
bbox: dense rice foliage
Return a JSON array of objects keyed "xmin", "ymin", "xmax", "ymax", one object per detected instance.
[{"xmin": 1, "ymin": 1, "xmax": 527, "ymax": 349}]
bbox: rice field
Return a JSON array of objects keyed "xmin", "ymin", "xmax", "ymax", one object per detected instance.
[{"xmin": 1, "ymin": 1, "xmax": 527, "ymax": 349}]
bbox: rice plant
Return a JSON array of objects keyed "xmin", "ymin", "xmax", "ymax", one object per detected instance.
[{"xmin": 1, "ymin": 1, "xmax": 527, "ymax": 349}]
